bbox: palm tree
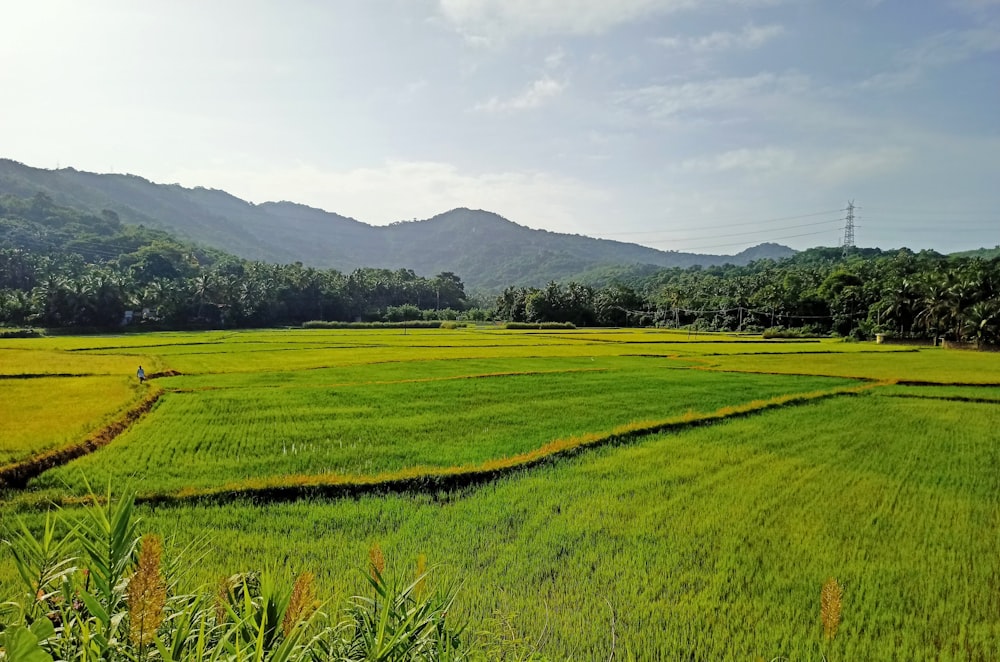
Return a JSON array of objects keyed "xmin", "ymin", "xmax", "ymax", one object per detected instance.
[
  {"xmin": 880, "ymin": 277, "xmax": 921, "ymax": 335},
  {"xmin": 962, "ymin": 301, "xmax": 1000, "ymax": 347},
  {"xmin": 916, "ymin": 273, "xmax": 954, "ymax": 340}
]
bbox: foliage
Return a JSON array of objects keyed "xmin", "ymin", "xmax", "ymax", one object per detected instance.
[
  {"xmin": 5, "ymin": 191, "xmax": 1000, "ymax": 345},
  {"xmin": 491, "ymin": 249, "xmax": 1000, "ymax": 342},
  {"xmin": 302, "ymin": 319, "xmax": 443, "ymax": 329},
  {"xmin": 0, "ymin": 488, "xmax": 471, "ymax": 661},
  {"xmin": 1, "ymin": 194, "xmax": 474, "ymax": 330},
  {"xmin": 501, "ymin": 322, "xmax": 576, "ymax": 330}
]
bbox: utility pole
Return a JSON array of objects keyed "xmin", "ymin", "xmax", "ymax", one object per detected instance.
[{"xmin": 842, "ymin": 200, "xmax": 856, "ymax": 257}]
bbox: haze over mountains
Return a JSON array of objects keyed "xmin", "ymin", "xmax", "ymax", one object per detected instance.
[{"xmin": 0, "ymin": 159, "xmax": 794, "ymax": 290}]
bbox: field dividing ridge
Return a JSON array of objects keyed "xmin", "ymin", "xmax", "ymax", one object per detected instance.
[
  {"xmin": 4, "ymin": 329, "xmax": 1000, "ymax": 659},
  {"xmin": 0, "ymin": 386, "xmax": 164, "ymax": 489},
  {"xmin": 86, "ymin": 380, "xmax": 882, "ymax": 506},
  {"xmin": 28, "ymin": 363, "xmax": 860, "ymax": 496}
]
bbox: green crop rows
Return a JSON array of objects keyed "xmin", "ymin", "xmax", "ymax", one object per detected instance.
[{"xmin": 2, "ymin": 327, "xmax": 999, "ymax": 659}]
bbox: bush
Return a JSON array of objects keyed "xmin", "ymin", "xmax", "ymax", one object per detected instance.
[
  {"xmin": 303, "ymin": 320, "xmax": 443, "ymax": 329},
  {"xmin": 459, "ymin": 308, "xmax": 490, "ymax": 322},
  {"xmin": 502, "ymin": 322, "xmax": 576, "ymax": 330},
  {"xmin": 0, "ymin": 327, "xmax": 41, "ymax": 338},
  {"xmin": 0, "ymin": 489, "xmax": 472, "ymax": 661},
  {"xmin": 762, "ymin": 326, "xmax": 827, "ymax": 339},
  {"xmin": 385, "ymin": 304, "xmax": 423, "ymax": 322}
]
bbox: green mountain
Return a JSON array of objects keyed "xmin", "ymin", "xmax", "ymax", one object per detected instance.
[{"xmin": 0, "ymin": 159, "xmax": 795, "ymax": 290}]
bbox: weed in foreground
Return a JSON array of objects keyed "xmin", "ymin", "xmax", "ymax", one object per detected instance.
[
  {"xmin": 0, "ymin": 489, "xmax": 473, "ymax": 661},
  {"xmin": 820, "ymin": 577, "xmax": 843, "ymax": 641}
]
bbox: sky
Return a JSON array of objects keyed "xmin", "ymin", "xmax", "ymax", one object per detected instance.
[{"xmin": 2, "ymin": 0, "xmax": 999, "ymax": 255}]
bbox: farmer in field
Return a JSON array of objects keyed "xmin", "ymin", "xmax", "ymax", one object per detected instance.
[{"xmin": 137, "ymin": 365, "xmax": 146, "ymax": 383}]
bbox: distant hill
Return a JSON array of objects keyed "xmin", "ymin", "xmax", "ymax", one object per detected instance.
[
  {"xmin": 950, "ymin": 246, "xmax": 1000, "ymax": 260},
  {"xmin": 0, "ymin": 159, "xmax": 795, "ymax": 290}
]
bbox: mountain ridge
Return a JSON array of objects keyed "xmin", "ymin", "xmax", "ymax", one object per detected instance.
[{"xmin": 0, "ymin": 158, "xmax": 796, "ymax": 290}]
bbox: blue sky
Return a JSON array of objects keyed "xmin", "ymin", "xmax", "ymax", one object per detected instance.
[{"xmin": 2, "ymin": 0, "xmax": 998, "ymax": 254}]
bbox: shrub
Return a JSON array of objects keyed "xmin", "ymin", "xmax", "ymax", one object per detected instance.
[
  {"xmin": 303, "ymin": 320, "xmax": 443, "ymax": 329},
  {"xmin": 502, "ymin": 322, "xmax": 576, "ymax": 330},
  {"xmin": 0, "ymin": 488, "xmax": 471, "ymax": 661},
  {"xmin": 0, "ymin": 328, "xmax": 41, "ymax": 338},
  {"xmin": 762, "ymin": 326, "xmax": 827, "ymax": 339}
]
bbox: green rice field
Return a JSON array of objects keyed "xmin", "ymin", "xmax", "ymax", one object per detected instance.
[{"xmin": 1, "ymin": 327, "xmax": 998, "ymax": 659}]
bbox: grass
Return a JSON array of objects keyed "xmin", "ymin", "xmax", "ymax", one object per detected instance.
[
  {"xmin": 0, "ymin": 347, "xmax": 156, "ymax": 376},
  {"xmin": 2, "ymin": 328, "xmax": 999, "ymax": 659},
  {"xmin": 103, "ymin": 393, "xmax": 997, "ymax": 660},
  {"xmin": 30, "ymin": 359, "xmax": 856, "ymax": 496},
  {"xmin": 0, "ymin": 376, "xmax": 142, "ymax": 465},
  {"xmin": 696, "ymin": 347, "xmax": 1000, "ymax": 383}
]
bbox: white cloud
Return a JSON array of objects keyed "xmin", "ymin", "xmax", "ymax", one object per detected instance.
[
  {"xmin": 812, "ymin": 147, "xmax": 911, "ymax": 185},
  {"xmin": 677, "ymin": 145, "xmax": 909, "ymax": 185},
  {"xmin": 862, "ymin": 23, "xmax": 1000, "ymax": 90},
  {"xmin": 655, "ymin": 23, "xmax": 785, "ymax": 53},
  {"xmin": 544, "ymin": 48, "xmax": 567, "ymax": 69},
  {"xmin": 168, "ymin": 160, "xmax": 610, "ymax": 235},
  {"xmin": 859, "ymin": 67, "xmax": 922, "ymax": 92},
  {"xmin": 906, "ymin": 24, "xmax": 1000, "ymax": 66},
  {"xmin": 952, "ymin": 0, "xmax": 1000, "ymax": 13},
  {"xmin": 616, "ymin": 72, "xmax": 809, "ymax": 121},
  {"xmin": 679, "ymin": 147, "xmax": 797, "ymax": 173},
  {"xmin": 438, "ymin": 0, "xmax": 690, "ymax": 39},
  {"xmin": 474, "ymin": 77, "xmax": 567, "ymax": 112},
  {"xmin": 436, "ymin": 0, "xmax": 784, "ymax": 40}
]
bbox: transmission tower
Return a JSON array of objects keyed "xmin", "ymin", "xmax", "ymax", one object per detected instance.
[{"xmin": 842, "ymin": 200, "xmax": 856, "ymax": 256}]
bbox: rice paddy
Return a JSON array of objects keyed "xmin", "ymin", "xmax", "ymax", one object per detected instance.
[{"xmin": 1, "ymin": 327, "xmax": 998, "ymax": 659}]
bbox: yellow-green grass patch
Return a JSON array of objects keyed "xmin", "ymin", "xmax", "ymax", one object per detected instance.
[
  {"xmin": 0, "ymin": 375, "xmax": 142, "ymax": 465},
  {"xmin": 694, "ymin": 346, "xmax": 1000, "ymax": 383},
  {"xmin": 30, "ymin": 367, "xmax": 858, "ymax": 496},
  {"xmin": 0, "ymin": 347, "xmax": 158, "ymax": 376},
  {"xmin": 67, "ymin": 393, "xmax": 999, "ymax": 660},
  {"xmin": 873, "ymin": 383, "xmax": 1000, "ymax": 402},
  {"xmin": 159, "ymin": 355, "xmax": 680, "ymax": 390}
]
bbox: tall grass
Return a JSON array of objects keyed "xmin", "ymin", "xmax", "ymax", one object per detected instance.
[
  {"xmin": 93, "ymin": 394, "xmax": 1000, "ymax": 659},
  {"xmin": 0, "ymin": 489, "xmax": 475, "ymax": 661}
]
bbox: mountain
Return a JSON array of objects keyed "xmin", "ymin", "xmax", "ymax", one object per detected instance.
[{"xmin": 0, "ymin": 159, "xmax": 795, "ymax": 290}]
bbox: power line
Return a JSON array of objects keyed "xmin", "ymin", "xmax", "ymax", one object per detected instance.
[
  {"xmin": 634, "ymin": 217, "xmax": 844, "ymax": 245},
  {"xmin": 663, "ymin": 228, "xmax": 840, "ymax": 253},
  {"xmin": 602, "ymin": 209, "xmax": 845, "ymax": 236},
  {"xmin": 861, "ymin": 207, "xmax": 997, "ymax": 215}
]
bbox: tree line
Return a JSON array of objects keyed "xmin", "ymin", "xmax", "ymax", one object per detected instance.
[
  {"xmin": 2, "ymin": 192, "xmax": 999, "ymax": 344},
  {"xmin": 495, "ymin": 247, "xmax": 1000, "ymax": 344}
]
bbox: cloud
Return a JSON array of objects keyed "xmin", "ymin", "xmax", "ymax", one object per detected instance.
[
  {"xmin": 439, "ymin": 0, "xmax": 689, "ymax": 39},
  {"xmin": 675, "ymin": 145, "xmax": 910, "ymax": 187},
  {"xmin": 544, "ymin": 48, "xmax": 567, "ymax": 69},
  {"xmin": 951, "ymin": 0, "xmax": 1000, "ymax": 12},
  {"xmin": 906, "ymin": 24, "xmax": 1000, "ymax": 66},
  {"xmin": 616, "ymin": 72, "xmax": 809, "ymax": 121},
  {"xmin": 812, "ymin": 147, "xmax": 911, "ymax": 185},
  {"xmin": 861, "ymin": 23, "xmax": 1000, "ymax": 90},
  {"xmin": 168, "ymin": 160, "xmax": 610, "ymax": 235},
  {"xmin": 474, "ymin": 77, "xmax": 567, "ymax": 112},
  {"xmin": 679, "ymin": 147, "xmax": 797, "ymax": 173},
  {"xmin": 436, "ymin": 0, "xmax": 784, "ymax": 41},
  {"xmin": 654, "ymin": 23, "xmax": 785, "ymax": 53}
]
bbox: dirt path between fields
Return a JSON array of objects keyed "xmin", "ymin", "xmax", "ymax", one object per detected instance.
[{"xmin": 0, "ymin": 387, "xmax": 164, "ymax": 489}]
